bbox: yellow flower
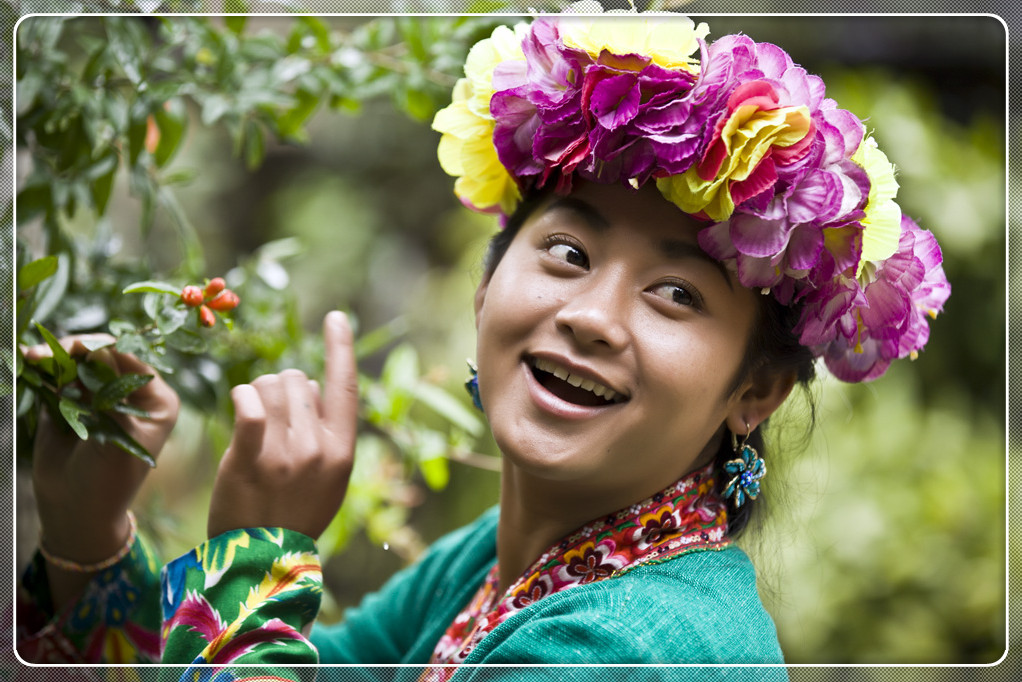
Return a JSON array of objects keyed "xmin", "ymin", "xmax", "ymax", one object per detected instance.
[
  {"xmin": 432, "ymin": 24, "xmax": 526, "ymax": 215},
  {"xmin": 657, "ymin": 104, "xmax": 812, "ymax": 221},
  {"xmin": 463, "ymin": 24, "xmax": 527, "ymax": 118},
  {"xmin": 853, "ymin": 136, "xmax": 902, "ymax": 275},
  {"xmin": 558, "ymin": 13, "xmax": 709, "ymax": 73}
]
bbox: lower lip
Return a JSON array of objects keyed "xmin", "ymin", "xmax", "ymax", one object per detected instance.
[{"xmin": 522, "ymin": 361, "xmax": 622, "ymax": 421}]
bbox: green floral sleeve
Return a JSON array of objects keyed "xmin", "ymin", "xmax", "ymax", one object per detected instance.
[
  {"xmin": 17, "ymin": 535, "xmax": 162, "ymax": 663},
  {"xmin": 160, "ymin": 527, "xmax": 323, "ymax": 676}
]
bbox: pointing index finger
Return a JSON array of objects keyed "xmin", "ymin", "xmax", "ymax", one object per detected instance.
[{"xmin": 323, "ymin": 311, "xmax": 358, "ymax": 434}]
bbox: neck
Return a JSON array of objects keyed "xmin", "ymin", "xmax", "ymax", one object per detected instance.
[{"xmin": 495, "ymin": 461, "xmax": 672, "ymax": 594}]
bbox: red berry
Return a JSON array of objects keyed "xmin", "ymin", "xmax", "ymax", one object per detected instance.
[
  {"xmin": 204, "ymin": 277, "xmax": 226, "ymax": 299},
  {"xmin": 199, "ymin": 305, "xmax": 216, "ymax": 327},
  {"xmin": 180, "ymin": 285, "xmax": 203, "ymax": 307},
  {"xmin": 207, "ymin": 289, "xmax": 240, "ymax": 312}
]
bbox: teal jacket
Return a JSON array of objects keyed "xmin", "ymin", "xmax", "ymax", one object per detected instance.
[{"xmin": 311, "ymin": 506, "xmax": 787, "ymax": 679}]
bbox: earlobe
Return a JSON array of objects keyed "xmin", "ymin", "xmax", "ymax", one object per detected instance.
[{"xmin": 727, "ymin": 370, "xmax": 797, "ymax": 435}]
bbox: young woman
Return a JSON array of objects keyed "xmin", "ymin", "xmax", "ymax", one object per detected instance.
[{"xmin": 18, "ymin": 11, "xmax": 949, "ymax": 678}]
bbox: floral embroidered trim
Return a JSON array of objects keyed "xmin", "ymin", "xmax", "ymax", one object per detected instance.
[{"xmin": 425, "ymin": 463, "xmax": 728, "ymax": 673}]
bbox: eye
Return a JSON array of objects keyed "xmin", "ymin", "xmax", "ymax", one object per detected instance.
[
  {"xmin": 544, "ymin": 236, "xmax": 589, "ymax": 269},
  {"xmin": 649, "ymin": 281, "xmax": 701, "ymax": 309}
]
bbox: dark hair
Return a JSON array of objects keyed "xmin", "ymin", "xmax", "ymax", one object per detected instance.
[{"xmin": 482, "ymin": 191, "xmax": 817, "ymax": 538}]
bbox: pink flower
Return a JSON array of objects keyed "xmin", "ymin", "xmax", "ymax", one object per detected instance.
[
  {"xmin": 799, "ymin": 217, "xmax": 950, "ymax": 382},
  {"xmin": 688, "ymin": 35, "xmax": 868, "ymax": 293}
]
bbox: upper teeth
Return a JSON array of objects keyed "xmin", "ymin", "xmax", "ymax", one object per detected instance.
[{"xmin": 532, "ymin": 358, "xmax": 625, "ymax": 403}]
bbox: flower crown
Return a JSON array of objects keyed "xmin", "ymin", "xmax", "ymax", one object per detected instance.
[{"xmin": 432, "ymin": 13, "xmax": 950, "ymax": 382}]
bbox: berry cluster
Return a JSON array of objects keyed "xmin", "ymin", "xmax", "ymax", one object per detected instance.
[{"xmin": 180, "ymin": 277, "xmax": 240, "ymax": 327}]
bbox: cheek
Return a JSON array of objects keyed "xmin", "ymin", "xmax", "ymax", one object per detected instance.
[
  {"xmin": 480, "ymin": 270, "xmax": 558, "ymax": 336},
  {"xmin": 641, "ymin": 324, "xmax": 745, "ymax": 409}
]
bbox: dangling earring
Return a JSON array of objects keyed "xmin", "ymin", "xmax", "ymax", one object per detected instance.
[
  {"xmin": 723, "ymin": 422, "xmax": 766, "ymax": 508},
  {"xmin": 465, "ymin": 359, "xmax": 483, "ymax": 412}
]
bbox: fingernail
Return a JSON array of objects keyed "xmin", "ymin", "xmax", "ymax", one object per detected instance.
[{"xmin": 327, "ymin": 310, "xmax": 348, "ymax": 330}]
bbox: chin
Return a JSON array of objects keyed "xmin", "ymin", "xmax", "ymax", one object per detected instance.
[{"xmin": 491, "ymin": 421, "xmax": 598, "ymax": 483}]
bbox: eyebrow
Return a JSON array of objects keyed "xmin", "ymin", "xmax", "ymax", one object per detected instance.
[
  {"xmin": 657, "ymin": 239, "xmax": 735, "ymax": 291},
  {"xmin": 545, "ymin": 197, "xmax": 611, "ymax": 231}
]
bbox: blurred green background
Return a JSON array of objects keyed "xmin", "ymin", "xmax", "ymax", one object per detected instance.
[{"xmin": 10, "ymin": 12, "xmax": 1006, "ymax": 669}]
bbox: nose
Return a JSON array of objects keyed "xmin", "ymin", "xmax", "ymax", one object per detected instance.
[{"xmin": 554, "ymin": 272, "xmax": 630, "ymax": 352}]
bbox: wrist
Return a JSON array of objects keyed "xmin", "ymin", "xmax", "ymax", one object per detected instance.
[{"xmin": 38, "ymin": 511, "xmax": 134, "ymax": 567}]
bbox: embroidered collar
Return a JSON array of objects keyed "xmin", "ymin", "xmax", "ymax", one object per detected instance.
[{"xmin": 427, "ymin": 463, "xmax": 730, "ymax": 668}]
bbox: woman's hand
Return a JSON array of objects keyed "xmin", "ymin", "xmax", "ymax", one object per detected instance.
[
  {"xmin": 26, "ymin": 335, "xmax": 180, "ymax": 571},
  {"xmin": 207, "ymin": 311, "xmax": 359, "ymax": 540}
]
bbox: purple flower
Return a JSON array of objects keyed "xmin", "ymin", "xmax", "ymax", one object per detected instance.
[
  {"xmin": 799, "ymin": 216, "xmax": 950, "ymax": 382},
  {"xmin": 686, "ymin": 34, "xmax": 869, "ymax": 299},
  {"xmin": 491, "ymin": 18, "xmax": 709, "ymax": 194}
]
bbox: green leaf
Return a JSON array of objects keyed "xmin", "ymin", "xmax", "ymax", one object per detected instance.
[
  {"xmin": 276, "ymin": 89, "xmax": 318, "ymax": 142},
  {"xmin": 201, "ymin": 94, "xmax": 231, "ymax": 126},
  {"xmin": 142, "ymin": 292, "xmax": 161, "ymax": 321},
  {"xmin": 156, "ymin": 305, "xmax": 189, "ymax": 336},
  {"xmin": 153, "ymin": 99, "xmax": 187, "ymax": 168},
  {"xmin": 93, "ymin": 373, "xmax": 153, "ymax": 411},
  {"xmin": 58, "ymin": 397, "xmax": 90, "ymax": 440},
  {"xmin": 243, "ymin": 120, "xmax": 265, "ymax": 170},
  {"xmin": 19, "ymin": 364, "xmax": 42, "ymax": 388},
  {"xmin": 115, "ymin": 332, "xmax": 148, "ymax": 358},
  {"xmin": 419, "ymin": 456, "xmax": 450, "ymax": 491},
  {"xmin": 15, "ymin": 182, "xmax": 51, "ymax": 225},
  {"xmin": 164, "ymin": 327, "xmax": 207, "ymax": 354},
  {"xmin": 17, "ymin": 256, "xmax": 58, "ymax": 290},
  {"xmin": 354, "ymin": 317, "xmax": 407, "ymax": 360},
  {"xmin": 29, "ymin": 252, "xmax": 70, "ymax": 330},
  {"xmin": 399, "ymin": 87, "xmax": 436, "ymax": 123},
  {"xmin": 16, "ymin": 69, "xmax": 44, "ymax": 117},
  {"xmin": 77, "ymin": 359, "xmax": 117, "ymax": 393},
  {"xmin": 163, "ymin": 168, "xmax": 199, "ymax": 186},
  {"xmin": 224, "ymin": 12, "xmax": 248, "ymax": 34},
  {"xmin": 34, "ymin": 322, "xmax": 76, "ymax": 388},
  {"xmin": 127, "ymin": 100, "xmax": 148, "ymax": 167},
  {"xmin": 16, "ymin": 382, "xmax": 35, "ymax": 417},
  {"xmin": 89, "ymin": 153, "xmax": 119, "ymax": 216},
  {"xmin": 81, "ymin": 337, "xmax": 115, "ymax": 353},
  {"xmin": 111, "ymin": 403, "xmax": 150, "ymax": 418},
  {"xmin": 411, "ymin": 382, "xmax": 484, "ymax": 436},
  {"xmin": 122, "ymin": 280, "xmax": 182, "ymax": 297},
  {"xmin": 381, "ymin": 344, "xmax": 419, "ymax": 391},
  {"xmin": 107, "ymin": 319, "xmax": 137, "ymax": 337},
  {"xmin": 91, "ymin": 413, "xmax": 155, "ymax": 467},
  {"xmin": 413, "ymin": 427, "xmax": 450, "ymax": 490}
]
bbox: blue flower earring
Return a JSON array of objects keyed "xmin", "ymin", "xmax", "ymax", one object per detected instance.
[
  {"xmin": 465, "ymin": 359, "xmax": 483, "ymax": 412},
  {"xmin": 723, "ymin": 423, "xmax": 766, "ymax": 508}
]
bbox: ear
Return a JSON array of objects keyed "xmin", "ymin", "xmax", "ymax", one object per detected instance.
[
  {"xmin": 725, "ymin": 370, "xmax": 798, "ymax": 437},
  {"xmin": 473, "ymin": 275, "xmax": 490, "ymax": 331}
]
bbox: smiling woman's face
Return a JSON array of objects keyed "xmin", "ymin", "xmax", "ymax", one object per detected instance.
[{"xmin": 474, "ymin": 182, "xmax": 771, "ymax": 508}]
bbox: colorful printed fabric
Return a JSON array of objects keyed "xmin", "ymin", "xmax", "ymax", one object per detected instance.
[
  {"xmin": 17, "ymin": 526, "xmax": 323, "ymax": 677},
  {"xmin": 160, "ymin": 527, "xmax": 322, "ymax": 671},
  {"xmin": 425, "ymin": 463, "xmax": 729, "ymax": 676},
  {"xmin": 17, "ymin": 534, "xmax": 162, "ymax": 663}
]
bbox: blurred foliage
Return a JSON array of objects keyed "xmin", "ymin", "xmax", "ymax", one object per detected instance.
[
  {"xmin": 10, "ymin": 14, "xmax": 507, "ymax": 560},
  {"xmin": 7, "ymin": 10, "xmax": 1006, "ymax": 669},
  {"xmin": 757, "ymin": 68, "xmax": 1005, "ymax": 662}
]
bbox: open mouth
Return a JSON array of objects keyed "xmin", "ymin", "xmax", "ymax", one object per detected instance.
[{"xmin": 529, "ymin": 357, "xmax": 627, "ymax": 408}]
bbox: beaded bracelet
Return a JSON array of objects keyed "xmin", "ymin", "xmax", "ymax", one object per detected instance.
[{"xmin": 38, "ymin": 510, "xmax": 137, "ymax": 573}]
